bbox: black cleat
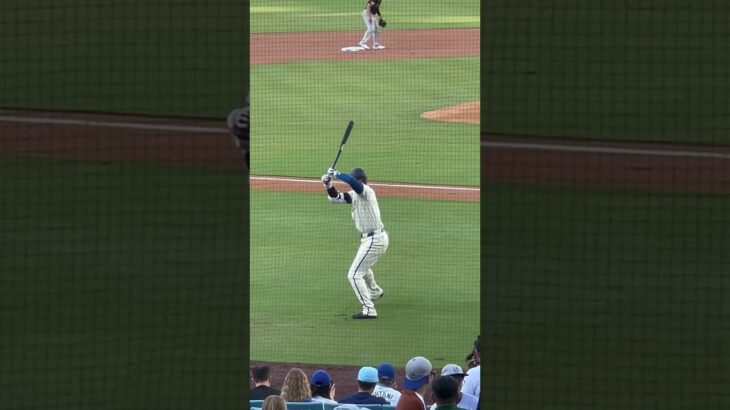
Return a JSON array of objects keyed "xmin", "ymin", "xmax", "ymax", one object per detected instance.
[
  {"xmin": 372, "ymin": 291, "xmax": 384, "ymax": 301},
  {"xmin": 352, "ymin": 312, "xmax": 377, "ymax": 320}
]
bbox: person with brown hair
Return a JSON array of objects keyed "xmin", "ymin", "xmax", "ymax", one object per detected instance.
[
  {"xmin": 262, "ymin": 395, "xmax": 288, "ymax": 410},
  {"xmin": 280, "ymin": 368, "xmax": 313, "ymax": 402},
  {"xmin": 311, "ymin": 369, "xmax": 338, "ymax": 404}
]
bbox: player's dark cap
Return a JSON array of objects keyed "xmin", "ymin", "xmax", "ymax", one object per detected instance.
[{"xmin": 351, "ymin": 167, "xmax": 368, "ymax": 184}]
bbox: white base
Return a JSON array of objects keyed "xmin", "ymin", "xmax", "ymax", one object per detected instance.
[{"xmin": 341, "ymin": 46, "xmax": 366, "ymax": 52}]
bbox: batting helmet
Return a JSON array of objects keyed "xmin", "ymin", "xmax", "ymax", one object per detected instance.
[{"xmin": 351, "ymin": 167, "xmax": 368, "ymax": 183}]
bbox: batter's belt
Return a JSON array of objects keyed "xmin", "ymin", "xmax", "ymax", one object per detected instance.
[{"xmin": 361, "ymin": 228, "xmax": 386, "ymax": 238}]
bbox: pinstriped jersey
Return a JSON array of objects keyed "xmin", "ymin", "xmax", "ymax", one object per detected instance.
[{"xmin": 349, "ymin": 184, "xmax": 384, "ymax": 234}]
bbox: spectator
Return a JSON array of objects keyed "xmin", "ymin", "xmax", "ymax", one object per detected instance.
[
  {"xmin": 430, "ymin": 375, "xmax": 465, "ymax": 410},
  {"xmin": 311, "ymin": 369, "xmax": 338, "ymax": 404},
  {"xmin": 396, "ymin": 356, "xmax": 435, "ymax": 410},
  {"xmin": 339, "ymin": 366, "xmax": 389, "ymax": 405},
  {"xmin": 263, "ymin": 395, "xmax": 288, "ymax": 410},
  {"xmin": 428, "ymin": 365, "xmax": 477, "ymax": 410},
  {"xmin": 251, "ymin": 365, "xmax": 282, "ymax": 400},
  {"xmin": 281, "ymin": 368, "xmax": 313, "ymax": 402},
  {"xmin": 372, "ymin": 363, "xmax": 401, "ymax": 405},
  {"xmin": 460, "ymin": 336, "xmax": 480, "ymax": 398}
]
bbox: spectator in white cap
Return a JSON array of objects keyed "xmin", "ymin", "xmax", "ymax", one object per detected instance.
[
  {"xmin": 428, "ymin": 365, "xmax": 478, "ymax": 410},
  {"xmin": 460, "ymin": 336, "xmax": 480, "ymax": 398},
  {"xmin": 310, "ymin": 369, "xmax": 338, "ymax": 404},
  {"xmin": 372, "ymin": 362, "xmax": 401, "ymax": 405},
  {"xmin": 339, "ymin": 366, "xmax": 389, "ymax": 405},
  {"xmin": 395, "ymin": 356, "xmax": 435, "ymax": 410}
]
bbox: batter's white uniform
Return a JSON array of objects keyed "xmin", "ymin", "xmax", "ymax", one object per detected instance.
[{"xmin": 345, "ymin": 184, "xmax": 388, "ymax": 316}]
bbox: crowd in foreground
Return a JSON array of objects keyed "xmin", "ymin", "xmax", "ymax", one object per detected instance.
[{"xmin": 251, "ymin": 336, "xmax": 480, "ymax": 410}]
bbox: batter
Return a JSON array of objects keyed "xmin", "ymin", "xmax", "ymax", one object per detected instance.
[{"xmin": 321, "ymin": 167, "xmax": 388, "ymax": 319}]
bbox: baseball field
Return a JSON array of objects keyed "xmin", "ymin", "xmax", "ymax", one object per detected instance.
[
  {"xmin": 482, "ymin": 2, "xmax": 730, "ymax": 409},
  {"xmin": 1, "ymin": 1, "xmax": 249, "ymax": 408},
  {"xmin": 249, "ymin": 0, "xmax": 480, "ymax": 393}
]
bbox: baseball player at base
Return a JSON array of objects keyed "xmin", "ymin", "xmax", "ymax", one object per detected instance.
[{"xmin": 321, "ymin": 167, "xmax": 388, "ymax": 319}]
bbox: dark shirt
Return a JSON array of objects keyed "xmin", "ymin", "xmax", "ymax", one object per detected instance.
[
  {"xmin": 250, "ymin": 385, "xmax": 281, "ymax": 400},
  {"xmin": 339, "ymin": 392, "xmax": 389, "ymax": 405}
]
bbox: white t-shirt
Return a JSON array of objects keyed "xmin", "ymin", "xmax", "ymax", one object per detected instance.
[
  {"xmin": 460, "ymin": 366, "xmax": 480, "ymax": 398},
  {"xmin": 312, "ymin": 396, "xmax": 338, "ymax": 404},
  {"xmin": 349, "ymin": 184, "xmax": 384, "ymax": 234},
  {"xmin": 372, "ymin": 384, "xmax": 401, "ymax": 405},
  {"xmin": 429, "ymin": 392, "xmax": 478, "ymax": 410}
]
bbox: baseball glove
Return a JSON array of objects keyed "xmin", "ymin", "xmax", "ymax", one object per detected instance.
[{"xmin": 378, "ymin": 18, "xmax": 387, "ymax": 28}]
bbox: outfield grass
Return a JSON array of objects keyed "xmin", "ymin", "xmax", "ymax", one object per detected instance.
[
  {"xmin": 482, "ymin": 182, "xmax": 730, "ymax": 409},
  {"xmin": 251, "ymin": 58, "xmax": 479, "ymax": 185},
  {"xmin": 250, "ymin": 190, "xmax": 479, "ymax": 367},
  {"xmin": 251, "ymin": 0, "xmax": 479, "ymax": 33},
  {"xmin": 0, "ymin": 0, "xmax": 246, "ymax": 117},
  {"xmin": 482, "ymin": 1, "xmax": 730, "ymax": 144},
  {"xmin": 0, "ymin": 156, "xmax": 248, "ymax": 408}
]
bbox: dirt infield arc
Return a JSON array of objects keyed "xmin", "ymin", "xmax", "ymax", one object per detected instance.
[{"xmin": 251, "ymin": 29, "xmax": 480, "ymax": 65}]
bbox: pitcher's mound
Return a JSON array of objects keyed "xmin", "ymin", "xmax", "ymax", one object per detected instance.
[{"xmin": 421, "ymin": 101, "xmax": 480, "ymax": 124}]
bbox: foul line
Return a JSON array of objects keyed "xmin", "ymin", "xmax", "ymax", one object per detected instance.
[
  {"xmin": 251, "ymin": 176, "xmax": 480, "ymax": 192},
  {"xmin": 482, "ymin": 140, "xmax": 730, "ymax": 160},
  {"xmin": 0, "ymin": 115, "xmax": 227, "ymax": 134}
]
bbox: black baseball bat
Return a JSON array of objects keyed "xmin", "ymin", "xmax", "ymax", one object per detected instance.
[{"xmin": 331, "ymin": 120, "xmax": 354, "ymax": 169}]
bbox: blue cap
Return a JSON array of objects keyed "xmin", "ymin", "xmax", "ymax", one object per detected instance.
[
  {"xmin": 377, "ymin": 363, "xmax": 396, "ymax": 381},
  {"xmin": 311, "ymin": 369, "xmax": 332, "ymax": 386},
  {"xmin": 357, "ymin": 366, "xmax": 379, "ymax": 383}
]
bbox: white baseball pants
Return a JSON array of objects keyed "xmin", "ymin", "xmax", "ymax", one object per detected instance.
[{"xmin": 348, "ymin": 231, "xmax": 389, "ymax": 316}]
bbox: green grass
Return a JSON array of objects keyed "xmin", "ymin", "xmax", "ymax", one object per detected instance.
[
  {"xmin": 251, "ymin": 58, "xmax": 479, "ymax": 185},
  {"xmin": 0, "ymin": 156, "xmax": 248, "ymax": 408},
  {"xmin": 482, "ymin": 182, "xmax": 730, "ymax": 409},
  {"xmin": 251, "ymin": 0, "xmax": 479, "ymax": 33},
  {"xmin": 482, "ymin": 1, "xmax": 730, "ymax": 144},
  {"xmin": 250, "ymin": 190, "xmax": 479, "ymax": 367},
  {"xmin": 0, "ymin": 0, "xmax": 246, "ymax": 117}
]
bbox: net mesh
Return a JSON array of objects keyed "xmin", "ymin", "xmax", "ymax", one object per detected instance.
[
  {"xmin": 0, "ymin": 1, "xmax": 249, "ymax": 408},
  {"xmin": 483, "ymin": 1, "xmax": 730, "ymax": 408},
  {"xmin": 248, "ymin": 0, "xmax": 481, "ymax": 378}
]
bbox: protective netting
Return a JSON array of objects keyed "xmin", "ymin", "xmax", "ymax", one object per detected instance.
[
  {"xmin": 249, "ymin": 0, "xmax": 481, "ymax": 372},
  {"xmin": 482, "ymin": 1, "xmax": 730, "ymax": 409},
  {"xmin": 0, "ymin": 1, "xmax": 249, "ymax": 408}
]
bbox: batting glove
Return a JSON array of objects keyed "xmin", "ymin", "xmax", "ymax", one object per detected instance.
[
  {"xmin": 327, "ymin": 167, "xmax": 340, "ymax": 176},
  {"xmin": 321, "ymin": 174, "xmax": 333, "ymax": 187}
]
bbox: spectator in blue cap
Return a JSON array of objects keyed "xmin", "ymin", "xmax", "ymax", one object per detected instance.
[
  {"xmin": 339, "ymin": 366, "xmax": 389, "ymax": 405},
  {"xmin": 311, "ymin": 369, "xmax": 338, "ymax": 404},
  {"xmin": 372, "ymin": 363, "xmax": 401, "ymax": 405}
]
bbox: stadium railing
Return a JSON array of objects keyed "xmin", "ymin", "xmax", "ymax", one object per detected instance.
[{"xmin": 249, "ymin": 401, "xmax": 396, "ymax": 410}]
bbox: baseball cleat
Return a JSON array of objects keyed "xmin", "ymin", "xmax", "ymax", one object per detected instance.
[
  {"xmin": 372, "ymin": 291, "xmax": 384, "ymax": 301},
  {"xmin": 352, "ymin": 312, "xmax": 377, "ymax": 319},
  {"xmin": 373, "ymin": 44, "xmax": 385, "ymax": 50},
  {"xmin": 359, "ymin": 43, "xmax": 370, "ymax": 50}
]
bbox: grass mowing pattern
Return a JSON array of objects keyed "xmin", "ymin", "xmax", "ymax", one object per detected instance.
[
  {"xmin": 0, "ymin": 156, "xmax": 248, "ymax": 408},
  {"xmin": 251, "ymin": 58, "xmax": 480, "ymax": 185},
  {"xmin": 250, "ymin": 190, "xmax": 479, "ymax": 366},
  {"xmin": 251, "ymin": 0, "xmax": 479, "ymax": 33}
]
